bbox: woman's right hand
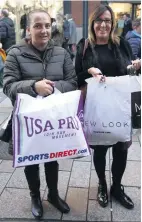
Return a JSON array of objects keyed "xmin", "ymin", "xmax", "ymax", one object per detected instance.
[
  {"xmin": 88, "ymin": 67, "xmax": 105, "ymax": 82},
  {"xmin": 34, "ymin": 79, "xmax": 55, "ymax": 96},
  {"xmin": 88, "ymin": 67, "xmax": 102, "ymax": 77}
]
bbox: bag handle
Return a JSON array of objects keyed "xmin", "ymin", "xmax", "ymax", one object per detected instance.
[
  {"xmin": 83, "ymin": 38, "xmax": 89, "ymax": 58},
  {"xmin": 36, "ymin": 87, "xmax": 61, "ymax": 99}
]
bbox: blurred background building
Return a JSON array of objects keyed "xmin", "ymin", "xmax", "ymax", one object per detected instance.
[{"xmin": 0, "ymin": 0, "xmax": 141, "ymax": 43}]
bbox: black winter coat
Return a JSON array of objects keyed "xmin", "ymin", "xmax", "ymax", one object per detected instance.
[
  {"xmin": 0, "ymin": 17, "xmax": 16, "ymax": 51},
  {"xmin": 3, "ymin": 39, "xmax": 77, "ymax": 104},
  {"xmin": 125, "ymin": 31, "xmax": 141, "ymax": 59},
  {"xmin": 75, "ymin": 37, "xmax": 133, "ymax": 88},
  {"xmin": 75, "ymin": 37, "xmax": 134, "ymax": 149}
]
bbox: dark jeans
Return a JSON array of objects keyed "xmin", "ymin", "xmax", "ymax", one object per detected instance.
[
  {"xmin": 24, "ymin": 161, "xmax": 59, "ymax": 197},
  {"xmin": 92, "ymin": 142, "xmax": 128, "ymax": 186}
]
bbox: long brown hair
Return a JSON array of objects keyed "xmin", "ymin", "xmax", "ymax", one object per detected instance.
[{"xmin": 88, "ymin": 4, "xmax": 119, "ymax": 45}]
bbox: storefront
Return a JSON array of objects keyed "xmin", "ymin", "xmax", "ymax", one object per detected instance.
[{"xmin": 109, "ymin": 1, "xmax": 141, "ymax": 20}]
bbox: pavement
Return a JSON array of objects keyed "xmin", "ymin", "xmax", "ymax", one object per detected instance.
[{"xmin": 0, "ymin": 88, "xmax": 141, "ymax": 222}]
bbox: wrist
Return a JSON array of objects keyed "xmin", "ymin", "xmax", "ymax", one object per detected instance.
[
  {"xmin": 51, "ymin": 85, "xmax": 54, "ymax": 94},
  {"xmin": 88, "ymin": 68, "xmax": 91, "ymax": 74},
  {"xmin": 31, "ymin": 81, "xmax": 38, "ymax": 95}
]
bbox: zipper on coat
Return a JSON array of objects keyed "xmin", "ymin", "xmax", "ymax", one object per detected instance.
[{"xmin": 43, "ymin": 63, "xmax": 47, "ymax": 78}]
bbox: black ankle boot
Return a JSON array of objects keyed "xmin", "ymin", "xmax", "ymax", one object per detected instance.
[
  {"xmin": 110, "ymin": 184, "xmax": 134, "ymax": 209},
  {"xmin": 48, "ymin": 192, "xmax": 70, "ymax": 214},
  {"xmin": 31, "ymin": 193, "xmax": 43, "ymax": 219},
  {"xmin": 97, "ymin": 181, "xmax": 108, "ymax": 208}
]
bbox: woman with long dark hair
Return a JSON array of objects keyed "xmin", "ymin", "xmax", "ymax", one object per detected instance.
[{"xmin": 75, "ymin": 4, "xmax": 140, "ymax": 210}]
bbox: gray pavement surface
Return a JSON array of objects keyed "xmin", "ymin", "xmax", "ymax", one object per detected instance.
[{"xmin": 0, "ymin": 89, "xmax": 141, "ymax": 221}]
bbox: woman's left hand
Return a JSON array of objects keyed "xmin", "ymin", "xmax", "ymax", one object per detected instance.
[{"xmin": 131, "ymin": 59, "xmax": 141, "ymax": 70}]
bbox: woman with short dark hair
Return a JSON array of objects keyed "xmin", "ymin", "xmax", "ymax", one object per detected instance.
[{"xmin": 3, "ymin": 9, "xmax": 77, "ymax": 220}]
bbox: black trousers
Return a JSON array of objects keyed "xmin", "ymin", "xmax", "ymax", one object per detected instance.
[
  {"xmin": 24, "ymin": 161, "xmax": 58, "ymax": 197},
  {"xmin": 92, "ymin": 142, "xmax": 128, "ymax": 186}
]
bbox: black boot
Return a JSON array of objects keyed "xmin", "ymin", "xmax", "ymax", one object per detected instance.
[
  {"xmin": 110, "ymin": 184, "xmax": 134, "ymax": 209},
  {"xmin": 44, "ymin": 161, "xmax": 70, "ymax": 213},
  {"xmin": 97, "ymin": 180, "xmax": 108, "ymax": 208},
  {"xmin": 31, "ymin": 193, "xmax": 43, "ymax": 219},
  {"xmin": 24, "ymin": 165, "xmax": 43, "ymax": 219},
  {"xmin": 48, "ymin": 191, "xmax": 70, "ymax": 214}
]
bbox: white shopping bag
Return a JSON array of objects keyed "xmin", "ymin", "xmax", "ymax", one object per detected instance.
[
  {"xmin": 84, "ymin": 75, "xmax": 140, "ymax": 146},
  {"xmin": 13, "ymin": 90, "xmax": 90, "ymax": 167}
]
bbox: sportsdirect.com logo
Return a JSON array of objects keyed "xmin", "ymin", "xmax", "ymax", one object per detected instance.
[{"xmin": 17, "ymin": 149, "xmax": 88, "ymax": 163}]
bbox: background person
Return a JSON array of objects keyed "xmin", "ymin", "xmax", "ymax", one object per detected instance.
[
  {"xmin": 65, "ymin": 14, "xmax": 77, "ymax": 60},
  {"xmin": 125, "ymin": 18, "xmax": 141, "ymax": 59},
  {"xmin": 0, "ymin": 8, "xmax": 16, "ymax": 51},
  {"xmin": 122, "ymin": 13, "xmax": 132, "ymax": 37}
]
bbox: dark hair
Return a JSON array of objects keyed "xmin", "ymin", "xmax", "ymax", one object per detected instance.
[
  {"xmin": 88, "ymin": 4, "xmax": 119, "ymax": 45},
  {"xmin": 27, "ymin": 9, "xmax": 51, "ymax": 26},
  {"xmin": 1, "ymin": 9, "xmax": 9, "ymax": 17},
  {"xmin": 132, "ymin": 18, "xmax": 141, "ymax": 28}
]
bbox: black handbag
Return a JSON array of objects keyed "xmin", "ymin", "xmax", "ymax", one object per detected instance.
[{"xmin": 131, "ymin": 91, "xmax": 141, "ymax": 129}]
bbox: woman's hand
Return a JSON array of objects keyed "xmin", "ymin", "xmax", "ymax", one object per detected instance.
[
  {"xmin": 88, "ymin": 67, "xmax": 106, "ymax": 82},
  {"xmin": 131, "ymin": 59, "xmax": 141, "ymax": 70},
  {"xmin": 88, "ymin": 67, "xmax": 102, "ymax": 76},
  {"xmin": 34, "ymin": 79, "xmax": 54, "ymax": 96}
]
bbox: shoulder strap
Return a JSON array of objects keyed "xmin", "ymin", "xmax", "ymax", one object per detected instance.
[{"xmin": 83, "ymin": 38, "xmax": 89, "ymax": 57}]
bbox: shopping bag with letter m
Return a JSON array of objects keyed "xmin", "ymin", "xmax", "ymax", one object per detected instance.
[
  {"xmin": 84, "ymin": 76, "xmax": 133, "ymax": 146},
  {"xmin": 130, "ymin": 75, "xmax": 141, "ymax": 129},
  {"xmin": 13, "ymin": 90, "xmax": 89, "ymax": 168}
]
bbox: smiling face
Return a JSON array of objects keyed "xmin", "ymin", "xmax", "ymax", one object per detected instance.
[
  {"xmin": 27, "ymin": 12, "xmax": 51, "ymax": 50},
  {"xmin": 93, "ymin": 10, "xmax": 112, "ymax": 44}
]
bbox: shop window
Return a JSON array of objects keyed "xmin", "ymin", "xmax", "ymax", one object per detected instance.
[{"xmin": 109, "ymin": 3, "xmax": 132, "ymax": 20}]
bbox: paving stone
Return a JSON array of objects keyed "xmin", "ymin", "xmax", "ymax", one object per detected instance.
[
  {"xmin": 43, "ymin": 171, "xmax": 70, "ymax": 200},
  {"xmin": 0, "ymin": 113, "xmax": 10, "ymax": 126},
  {"xmin": 0, "ymin": 92, "xmax": 7, "ymax": 103},
  {"xmin": 0, "ymin": 97, "xmax": 12, "ymax": 107},
  {"xmin": 89, "ymin": 170, "xmax": 110, "ymax": 200},
  {"xmin": 7, "ymin": 164, "xmax": 46, "ymax": 190},
  {"xmin": 42, "ymin": 201, "xmax": 61, "ymax": 220},
  {"xmin": 58, "ymin": 159, "xmax": 73, "ymax": 171},
  {"xmin": 0, "ymin": 141, "xmax": 12, "ymax": 160},
  {"xmin": 138, "ymin": 135, "xmax": 141, "ymax": 145},
  {"xmin": 87, "ymin": 200, "xmax": 111, "ymax": 221},
  {"xmin": 0, "ymin": 160, "xmax": 15, "ymax": 173},
  {"xmin": 92, "ymin": 148, "xmax": 110, "ymax": 171},
  {"xmin": 132, "ymin": 133, "xmax": 139, "ymax": 142},
  {"xmin": 112, "ymin": 187, "xmax": 141, "ymax": 221},
  {"xmin": 0, "ymin": 173, "xmax": 11, "ymax": 195},
  {"xmin": 62, "ymin": 188, "xmax": 88, "ymax": 221},
  {"xmin": 0, "ymin": 188, "xmax": 44, "ymax": 218},
  {"xmin": 127, "ymin": 142, "xmax": 141, "ymax": 161},
  {"xmin": 75, "ymin": 153, "xmax": 92, "ymax": 162},
  {"xmin": 69, "ymin": 161, "xmax": 91, "ymax": 187},
  {"xmin": 121, "ymin": 161, "xmax": 141, "ymax": 187}
]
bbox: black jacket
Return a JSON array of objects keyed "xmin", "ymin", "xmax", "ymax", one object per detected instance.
[
  {"xmin": 0, "ymin": 17, "xmax": 16, "ymax": 51},
  {"xmin": 125, "ymin": 31, "xmax": 141, "ymax": 59},
  {"xmin": 3, "ymin": 39, "xmax": 77, "ymax": 104},
  {"xmin": 122, "ymin": 19, "xmax": 132, "ymax": 37},
  {"xmin": 75, "ymin": 37, "xmax": 133, "ymax": 88}
]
